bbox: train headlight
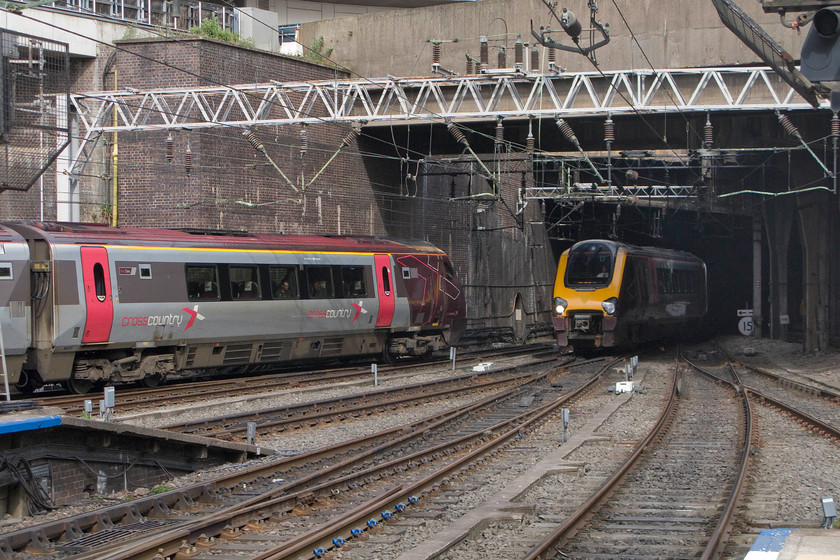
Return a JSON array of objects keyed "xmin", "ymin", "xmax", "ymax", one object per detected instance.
[
  {"xmin": 602, "ymin": 297, "xmax": 617, "ymax": 316},
  {"xmin": 554, "ymin": 296, "xmax": 568, "ymax": 315}
]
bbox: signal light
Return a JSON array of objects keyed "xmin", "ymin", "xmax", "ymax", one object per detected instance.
[{"xmin": 801, "ymin": 9, "xmax": 840, "ymax": 82}]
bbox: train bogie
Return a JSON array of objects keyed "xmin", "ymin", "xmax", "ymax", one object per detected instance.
[
  {"xmin": 5, "ymin": 222, "xmax": 467, "ymax": 392},
  {"xmin": 553, "ymin": 239, "xmax": 707, "ymax": 351}
]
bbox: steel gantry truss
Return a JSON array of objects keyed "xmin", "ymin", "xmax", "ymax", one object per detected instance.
[{"xmin": 66, "ymin": 65, "xmax": 830, "ymax": 196}]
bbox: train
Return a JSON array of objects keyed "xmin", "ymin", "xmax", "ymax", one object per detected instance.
[
  {"xmin": 552, "ymin": 239, "xmax": 707, "ymax": 351},
  {"xmin": 0, "ymin": 221, "xmax": 467, "ymax": 393}
]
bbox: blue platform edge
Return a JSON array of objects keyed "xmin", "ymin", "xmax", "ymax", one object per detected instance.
[
  {"xmin": 0, "ymin": 415, "xmax": 62, "ymax": 435},
  {"xmin": 744, "ymin": 528, "xmax": 793, "ymax": 559}
]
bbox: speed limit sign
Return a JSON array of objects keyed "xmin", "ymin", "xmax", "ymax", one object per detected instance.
[{"xmin": 738, "ymin": 316, "xmax": 754, "ymax": 336}]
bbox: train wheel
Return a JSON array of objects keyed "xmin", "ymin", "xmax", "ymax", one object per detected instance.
[
  {"xmin": 141, "ymin": 373, "xmax": 164, "ymax": 388},
  {"xmin": 382, "ymin": 343, "xmax": 398, "ymax": 365},
  {"xmin": 66, "ymin": 376, "xmax": 93, "ymax": 394}
]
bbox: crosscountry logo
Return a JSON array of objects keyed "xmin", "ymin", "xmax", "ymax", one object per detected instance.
[{"xmin": 182, "ymin": 305, "xmax": 206, "ymax": 329}]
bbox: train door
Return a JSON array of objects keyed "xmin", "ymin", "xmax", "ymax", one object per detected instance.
[
  {"xmin": 374, "ymin": 254, "xmax": 395, "ymax": 327},
  {"xmin": 80, "ymin": 246, "xmax": 113, "ymax": 343}
]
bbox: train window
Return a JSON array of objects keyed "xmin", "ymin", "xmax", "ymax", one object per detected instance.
[
  {"xmin": 340, "ymin": 266, "xmax": 368, "ymax": 298},
  {"xmin": 186, "ymin": 265, "xmax": 220, "ymax": 300},
  {"xmin": 269, "ymin": 266, "xmax": 299, "ymax": 299},
  {"xmin": 230, "ymin": 266, "xmax": 261, "ymax": 299},
  {"xmin": 306, "ymin": 266, "xmax": 334, "ymax": 299},
  {"xmin": 139, "ymin": 264, "xmax": 152, "ymax": 279},
  {"xmin": 566, "ymin": 246, "xmax": 613, "ymax": 286},
  {"xmin": 93, "ymin": 263, "xmax": 107, "ymax": 302},
  {"xmin": 0, "ymin": 263, "xmax": 12, "ymax": 280},
  {"xmin": 444, "ymin": 261, "xmax": 455, "ymax": 280}
]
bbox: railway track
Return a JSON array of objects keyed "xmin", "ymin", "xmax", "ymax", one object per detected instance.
[
  {"xmin": 0, "ymin": 354, "xmax": 610, "ymax": 559},
  {"xmin": 30, "ymin": 345, "xmax": 551, "ymax": 417}
]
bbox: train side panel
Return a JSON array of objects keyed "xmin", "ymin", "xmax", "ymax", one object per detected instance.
[{"xmin": 0, "ymin": 226, "xmax": 31, "ymax": 386}]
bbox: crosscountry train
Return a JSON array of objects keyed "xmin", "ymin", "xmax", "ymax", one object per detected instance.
[
  {"xmin": 0, "ymin": 222, "xmax": 467, "ymax": 393},
  {"xmin": 552, "ymin": 239, "xmax": 707, "ymax": 351}
]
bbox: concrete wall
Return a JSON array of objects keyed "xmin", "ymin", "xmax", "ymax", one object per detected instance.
[{"xmin": 300, "ymin": 0, "xmax": 807, "ymax": 78}]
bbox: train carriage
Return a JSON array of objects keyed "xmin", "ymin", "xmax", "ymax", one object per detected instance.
[
  {"xmin": 6, "ymin": 222, "xmax": 466, "ymax": 393},
  {"xmin": 552, "ymin": 239, "xmax": 707, "ymax": 351}
]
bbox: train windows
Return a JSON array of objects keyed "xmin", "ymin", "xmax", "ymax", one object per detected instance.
[
  {"xmin": 186, "ymin": 265, "xmax": 220, "ymax": 300},
  {"xmin": 139, "ymin": 264, "xmax": 152, "ymax": 279},
  {"xmin": 306, "ymin": 266, "xmax": 334, "ymax": 299},
  {"xmin": 566, "ymin": 243, "xmax": 613, "ymax": 286},
  {"xmin": 230, "ymin": 266, "xmax": 261, "ymax": 299},
  {"xmin": 340, "ymin": 266, "xmax": 367, "ymax": 298},
  {"xmin": 270, "ymin": 266, "xmax": 299, "ymax": 299},
  {"xmin": 0, "ymin": 263, "xmax": 11, "ymax": 280}
]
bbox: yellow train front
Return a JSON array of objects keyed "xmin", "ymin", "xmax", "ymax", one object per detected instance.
[{"xmin": 552, "ymin": 239, "xmax": 707, "ymax": 351}]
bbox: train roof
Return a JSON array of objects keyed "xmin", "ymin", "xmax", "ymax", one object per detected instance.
[
  {"xmin": 567, "ymin": 239, "xmax": 703, "ymax": 263},
  {"xmin": 3, "ymin": 221, "xmax": 446, "ymax": 256}
]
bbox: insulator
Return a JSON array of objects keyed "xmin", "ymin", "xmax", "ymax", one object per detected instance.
[
  {"xmin": 514, "ymin": 39, "xmax": 523, "ymax": 67},
  {"xmin": 704, "ymin": 115, "xmax": 713, "ymax": 148},
  {"xmin": 527, "ymin": 133, "xmax": 535, "ymax": 152},
  {"xmin": 498, "ymin": 46, "xmax": 506, "ymax": 69},
  {"xmin": 496, "ymin": 118, "xmax": 504, "ymax": 142},
  {"xmin": 342, "ymin": 128, "xmax": 359, "ymax": 147},
  {"xmin": 832, "ymin": 113, "xmax": 840, "ymax": 138},
  {"xmin": 299, "ymin": 125, "xmax": 308, "ymax": 155},
  {"xmin": 165, "ymin": 133, "xmax": 173, "ymax": 163},
  {"xmin": 604, "ymin": 117, "xmax": 615, "ymax": 143},
  {"xmin": 556, "ymin": 118, "xmax": 579, "ymax": 146},
  {"xmin": 184, "ymin": 144, "xmax": 192, "ymax": 176},
  {"xmin": 479, "ymin": 36, "xmax": 488, "ymax": 71},
  {"xmin": 778, "ymin": 112, "xmax": 799, "ymax": 137},
  {"xmin": 465, "ymin": 55, "xmax": 473, "ymax": 75},
  {"xmin": 548, "ymin": 45, "xmax": 556, "ymax": 65},
  {"xmin": 432, "ymin": 42, "xmax": 441, "ymax": 65},
  {"xmin": 530, "ymin": 47, "xmax": 539, "ymax": 72},
  {"xmin": 447, "ymin": 123, "xmax": 468, "ymax": 146},
  {"xmin": 244, "ymin": 129, "xmax": 264, "ymax": 152}
]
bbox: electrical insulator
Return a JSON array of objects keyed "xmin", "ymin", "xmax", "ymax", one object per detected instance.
[
  {"xmin": 778, "ymin": 112, "xmax": 801, "ymax": 138},
  {"xmin": 479, "ymin": 36, "xmax": 489, "ymax": 72},
  {"xmin": 556, "ymin": 118, "xmax": 580, "ymax": 147},
  {"xmin": 465, "ymin": 55, "xmax": 473, "ymax": 75},
  {"xmin": 498, "ymin": 46, "xmax": 506, "ymax": 69},
  {"xmin": 496, "ymin": 118, "xmax": 504, "ymax": 142},
  {"xmin": 704, "ymin": 115, "xmax": 713, "ymax": 148},
  {"xmin": 832, "ymin": 113, "xmax": 840, "ymax": 138},
  {"xmin": 604, "ymin": 117, "xmax": 615, "ymax": 143},
  {"xmin": 527, "ymin": 132, "xmax": 535, "ymax": 152},
  {"xmin": 530, "ymin": 47, "xmax": 539, "ymax": 72},
  {"xmin": 300, "ymin": 125, "xmax": 308, "ymax": 155},
  {"xmin": 548, "ymin": 45, "xmax": 556, "ymax": 65},
  {"xmin": 245, "ymin": 129, "xmax": 264, "ymax": 152},
  {"xmin": 447, "ymin": 123, "xmax": 468, "ymax": 146},
  {"xmin": 432, "ymin": 41, "xmax": 441, "ymax": 66},
  {"xmin": 184, "ymin": 144, "xmax": 192, "ymax": 176},
  {"xmin": 514, "ymin": 39, "xmax": 523, "ymax": 69},
  {"xmin": 166, "ymin": 133, "xmax": 173, "ymax": 163},
  {"xmin": 342, "ymin": 128, "xmax": 359, "ymax": 147}
]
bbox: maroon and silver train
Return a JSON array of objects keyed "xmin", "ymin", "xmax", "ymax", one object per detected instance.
[{"xmin": 0, "ymin": 222, "xmax": 467, "ymax": 393}]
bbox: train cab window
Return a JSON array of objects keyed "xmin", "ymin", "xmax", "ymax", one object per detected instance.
[
  {"xmin": 230, "ymin": 266, "xmax": 261, "ymax": 300},
  {"xmin": 0, "ymin": 263, "xmax": 12, "ymax": 280},
  {"xmin": 305, "ymin": 266, "xmax": 334, "ymax": 299},
  {"xmin": 444, "ymin": 261, "xmax": 455, "ymax": 281},
  {"xmin": 566, "ymin": 243, "xmax": 613, "ymax": 286},
  {"xmin": 93, "ymin": 263, "xmax": 107, "ymax": 302},
  {"xmin": 270, "ymin": 266, "xmax": 299, "ymax": 299},
  {"xmin": 186, "ymin": 265, "xmax": 220, "ymax": 300},
  {"xmin": 340, "ymin": 266, "xmax": 368, "ymax": 298},
  {"xmin": 139, "ymin": 264, "xmax": 152, "ymax": 279}
]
